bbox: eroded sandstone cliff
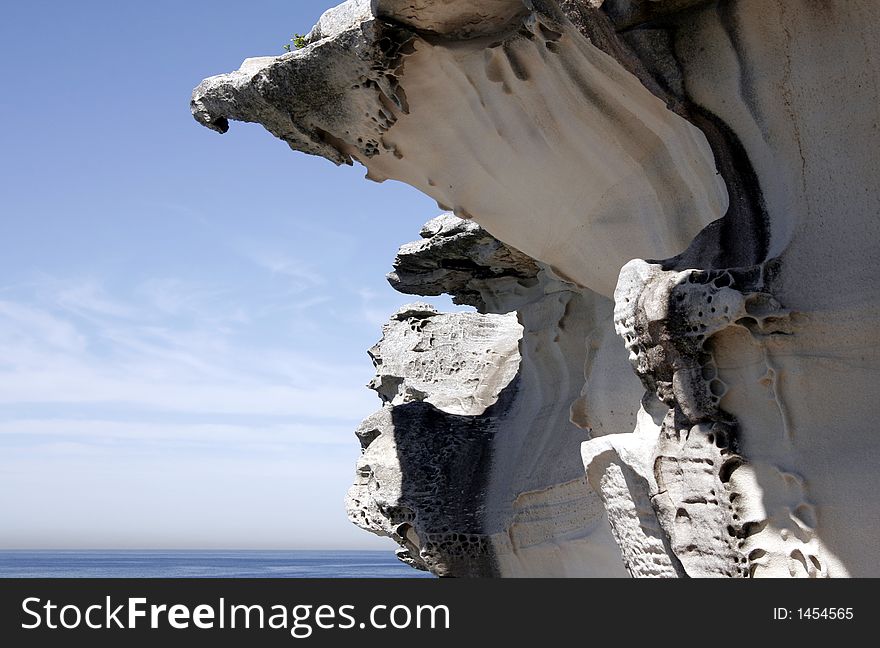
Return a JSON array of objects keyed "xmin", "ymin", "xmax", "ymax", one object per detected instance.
[{"xmin": 192, "ymin": 0, "xmax": 880, "ymax": 577}]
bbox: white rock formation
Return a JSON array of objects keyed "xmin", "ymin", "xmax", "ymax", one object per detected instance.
[
  {"xmin": 192, "ymin": 0, "xmax": 880, "ymax": 577},
  {"xmin": 347, "ymin": 218, "xmax": 632, "ymax": 576}
]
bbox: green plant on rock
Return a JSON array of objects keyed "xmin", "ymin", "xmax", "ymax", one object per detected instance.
[{"xmin": 282, "ymin": 33, "xmax": 308, "ymax": 52}]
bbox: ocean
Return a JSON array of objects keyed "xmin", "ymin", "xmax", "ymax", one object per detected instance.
[{"xmin": 0, "ymin": 550, "xmax": 434, "ymax": 578}]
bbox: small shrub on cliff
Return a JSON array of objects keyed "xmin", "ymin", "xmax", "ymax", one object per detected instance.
[{"xmin": 282, "ymin": 34, "xmax": 308, "ymax": 52}]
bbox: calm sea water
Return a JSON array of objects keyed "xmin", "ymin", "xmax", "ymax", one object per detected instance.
[{"xmin": 0, "ymin": 551, "xmax": 433, "ymax": 578}]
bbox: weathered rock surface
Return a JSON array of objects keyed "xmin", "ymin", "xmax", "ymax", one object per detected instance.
[
  {"xmin": 347, "ymin": 221, "xmax": 632, "ymax": 576},
  {"xmin": 193, "ymin": 0, "xmax": 880, "ymax": 577},
  {"xmin": 389, "ymin": 214, "xmax": 541, "ymax": 310}
]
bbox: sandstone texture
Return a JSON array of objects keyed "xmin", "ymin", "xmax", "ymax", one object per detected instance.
[{"xmin": 193, "ymin": 0, "xmax": 880, "ymax": 577}]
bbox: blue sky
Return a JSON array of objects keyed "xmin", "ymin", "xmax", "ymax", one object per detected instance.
[{"xmin": 0, "ymin": 1, "xmax": 456, "ymax": 549}]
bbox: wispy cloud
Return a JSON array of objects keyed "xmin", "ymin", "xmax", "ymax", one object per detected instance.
[
  {"xmin": 0, "ymin": 263, "xmax": 396, "ymax": 549},
  {"xmin": 0, "ymin": 300, "xmax": 86, "ymax": 353},
  {"xmin": 239, "ymin": 247, "xmax": 325, "ymax": 289},
  {"xmin": 136, "ymin": 277, "xmax": 233, "ymax": 318},
  {"xmin": 54, "ymin": 279, "xmax": 137, "ymax": 319},
  {"xmin": 0, "ymin": 371, "xmax": 373, "ymax": 419},
  {"xmin": 0, "ymin": 276, "xmax": 376, "ymax": 420}
]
